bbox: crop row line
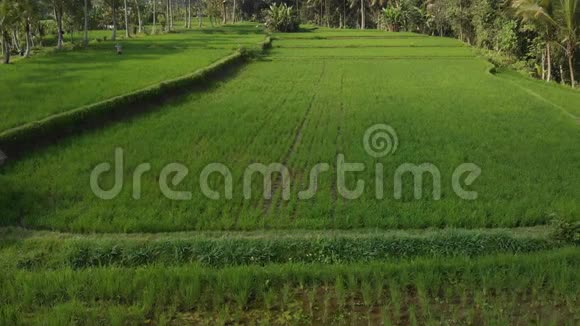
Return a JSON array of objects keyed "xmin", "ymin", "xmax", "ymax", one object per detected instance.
[{"xmin": 263, "ymin": 60, "xmax": 327, "ymax": 216}]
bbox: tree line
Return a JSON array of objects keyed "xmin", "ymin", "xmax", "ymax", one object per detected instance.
[
  {"xmin": 298, "ymin": 0, "xmax": 578, "ymax": 87},
  {"xmin": 0, "ymin": 0, "xmax": 578, "ymax": 86},
  {"xmin": 0, "ymin": 0, "xmax": 239, "ymax": 64}
]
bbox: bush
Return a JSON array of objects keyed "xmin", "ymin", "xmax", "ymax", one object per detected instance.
[
  {"xmin": 383, "ymin": 6, "xmax": 403, "ymax": 32},
  {"xmin": 550, "ymin": 219, "xmax": 580, "ymax": 245},
  {"xmin": 495, "ymin": 19, "xmax": 518, "ymax": 55},
  {"xmin": 477, "ymin": 48, "xmax": 532, "ymax": 76},
  {"xmin": 265, "ymin": 3, "xmax": 300, "ymax": 33}
]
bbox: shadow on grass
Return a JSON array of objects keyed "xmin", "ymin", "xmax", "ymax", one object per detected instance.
[
  {"xmin": 36, "ymin": 24, "xmax": 263, "ymax": 45},
  {"xmin": 4, "ymin": 29, "xmax": 262, "ymax": 84},
  {"xmin": 0, "ymin": 24, "xmax": 267, "ymax": 132},
  {"xmin": 297, "ymin": 26, "xmax": 319, "ymax": 33},
  {"xmin": 6, "ymin": 24, "xmax": 264, "ymax": 68},
  {"xmin": 2, "ymin": 57, "xmax": 251, "ymax": 162},
  {"xmin": 199, "ymin": 24, "xmax": 265, "ymax": 35},
  {"xmin": 0, "ymin": 58, "xmax": 252, "ymax": 232},
  {"xmin": 0, "ymin": 175, "xmax": 43, "ymax": 232}
]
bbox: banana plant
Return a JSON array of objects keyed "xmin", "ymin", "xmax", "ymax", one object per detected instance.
[
  {"xmin": 265, "ymin": 3, "xmax": 299, "ymax": 32},
  {"xmin": 555, "ymin": 0, "xmax": 579, "ymax": 87}
]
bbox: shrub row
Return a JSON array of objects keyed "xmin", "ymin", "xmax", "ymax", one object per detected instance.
[
  {"xmin": 13, "ymin": 230, "xmax": 564, "ymax": 270},
  {"xmin": 0, "ymin": 50, "xmax": 249, "ymax": 160}
]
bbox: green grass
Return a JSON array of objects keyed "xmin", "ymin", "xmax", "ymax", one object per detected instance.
[
  {"xmin": 1, "ymin": 27, "xmax": 580, "ymax": 324},
  {"xmin": 0, "ymin": 248, "xmax": 578, "ymax": 324},
  {"xmin": 274, "ymin": 35, "xmax": 466, "ymax": 47},
  {"xmin": 271, "ymin": 30, "xmax": 474, "ymax": 58},
  {"xmin": 2, "ymin": 32, "xmax": 579, "ymax": 232},
  {"xmin": 0, "ymin": 226, "xmax": 561, "ymax": 270},
  {"xmin": 274, "ymin": 26, "xmax": 426, "ymax": 39},
  {"xmin": 494, "ymin": 69, "xmax": 580, "ymax": 117},
  {"xmin": 270, "ymin": 46, "xmax": 476, "ymax": 58},
  {"xmin": 0, "ymin": 24, "xmax": 265, "ymax": 132}
]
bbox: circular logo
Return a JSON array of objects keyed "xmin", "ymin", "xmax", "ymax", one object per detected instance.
[{"xmin": 363, "ymin": 124, "xmax": 398, "ymax": 158}]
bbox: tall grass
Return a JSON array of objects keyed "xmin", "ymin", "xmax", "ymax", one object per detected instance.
[
  {"xmin": 0, "ymin": 228, "xmax": 562, "ymax": 270},
  {"xmin": 0, "ymin": 248, "xmax": 577, "ymax": 324}
]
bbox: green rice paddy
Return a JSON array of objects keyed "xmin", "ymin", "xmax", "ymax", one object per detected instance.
[
  {"xmin": 1, "ymin": 25, "xmax": 579, "ymax": 324},
  {"xmin": 1, "ymin": 28, "xmax": 579, "ymax": 232},
  {"xmin": 0, "ymin": 24, "xmax": 265, "ymax": 132}
]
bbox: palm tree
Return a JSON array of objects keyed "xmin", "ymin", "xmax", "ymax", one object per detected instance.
[
  {"xmin": 0, "ymin": 0, "xmax": 19, "ymax": 63},
  {"xmin": 169, "ymin": 0, "xmax": 173, "ymax": 29},
  {"xmin": 197, "ymin": 0, "xmax": 204, "ymax": 28},
  {"xmin": 48, "ymin": 0, "xmax": 66, "ymax": 49},
  {"xmin": 20, "ymin": 0, "xmax": 40, "ymax": 57},
  {"xmin": 102, "ymin": 0, "xmax": 118, "ymax": 41},
  {"xmin": 152, "ymin": 0, "xmax": 157, "ymax": 33},
  {"xmin": 165, "ymin": 0, "xmax": 170, "ymax": 31},
  {"xmin": 512, "ymin": 0, "xmax": 556, "ymax": 81},
  {"xmin": 360, "ymin": 0, "xmax": 365, "ymax": 28},
  {"xmin": 351, "ymin": 0, "xmax": 387, "ymax": 30},
  {"xmin": 554, "ymin": 0, "xmax": 578, "ymax": 87},
  {"xmin": 124, "ymin": 0, "xmax": 129, "ymax": 37},
  {"xmin": 188, "ymin": 0, "xmax": 192, "ymax": 27},
  {"xmin": 111, "ymin": 0, "xmax": 118, "ymax": 40},
  {"xmin": 83, "ymin": 0, "xmax": 90, "ymax": 47},
  {"xmin": 345, "ymin": 0, "xmax": 366, "ymax": 28},
  {"xmin": 134, "ymin": 0, "xmax": 142, "ymax": 33},
  {"xmin": 513, "ymin": 0, "xmax": 578, "ymax": 86}
]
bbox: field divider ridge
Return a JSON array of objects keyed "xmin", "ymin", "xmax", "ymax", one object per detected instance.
[
  {"xmin": 0, "ymin": 36, "xmax": 273, "ymax": 162},
  {"xmin": 2, "ymin": 226, "xmax": 572, "ymax": 270},
  {"xmin": 484, "ymin": 60, "xmax": 579, "ymax": 123}
]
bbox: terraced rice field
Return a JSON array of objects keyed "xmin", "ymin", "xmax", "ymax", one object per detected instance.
[
  {"xmin": 0, "ymin": 27, "xmax": 579, "ymax": 324},
  {"xmin": 0, "ymin": 24, "xmax": 265, "ymax": 132},
  {"xmin": 2, "ymin": 29, "xmax": 579, "ymax": 232},
  {"xmin": 0, "ymin": 228, "xmax": 578, "ymax": 324}
]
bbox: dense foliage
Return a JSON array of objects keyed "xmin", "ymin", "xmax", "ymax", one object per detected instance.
[
  {"xmin": 376, "ymin": 0, "xmax": 579, "ymax": 86},
  {"xmin": 265, "ymin": 3, "xmax": 300, "ymax": 32},
  {"xmin": 1, "ymin": 0, "xmax": 577, "ymax": 85}
]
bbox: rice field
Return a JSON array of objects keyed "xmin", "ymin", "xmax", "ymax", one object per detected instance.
[
  {"xmin": 1, "ymin": 26, "xmax": 579, "ymax": 324},
  {"xmin": 1, "ymin": 29, "xmax": 579, "ymax": 232},
  {"xmin": 494, "ymin": 69, "xmax": 580, "ymax": 117},
  {"xmin": 1, "ymin": 246, "xmax": 578, "ymax": 324},
  {"xmin": 0, "ymin": 24, "xmax": 265, "ymax": 132}
]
